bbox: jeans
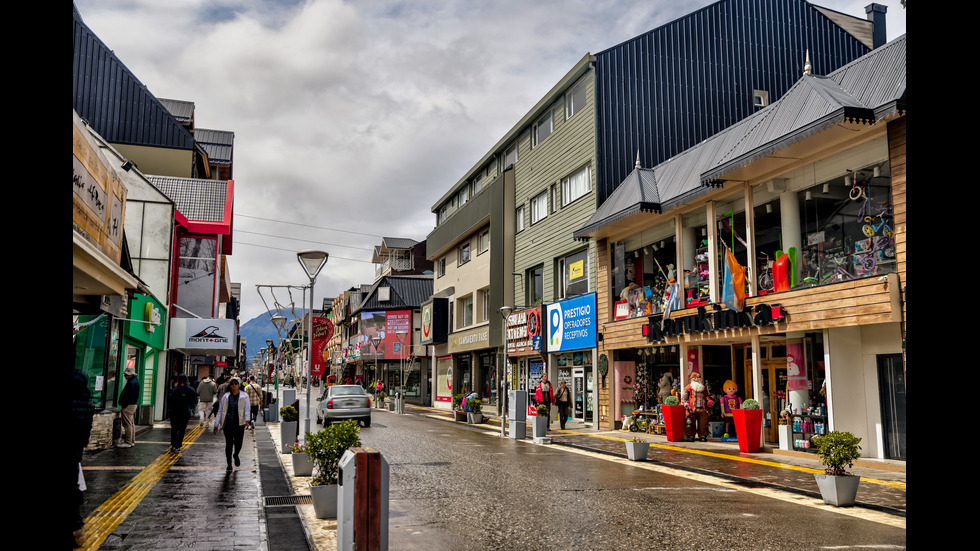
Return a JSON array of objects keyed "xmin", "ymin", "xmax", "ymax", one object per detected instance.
[{"xmin": 223, "ymin": 424, "xmax": 245, "ymax": 467}]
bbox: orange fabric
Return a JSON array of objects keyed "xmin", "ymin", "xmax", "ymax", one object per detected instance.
[{"xmin": 726, "ymin": 248, "xmax": 746, "ymax": 310}]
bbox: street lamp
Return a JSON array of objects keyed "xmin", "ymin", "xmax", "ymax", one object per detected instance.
[
  {"xmin": 297, "ymin": 250, "xmax": 329, "ymax": 437},
  {"xmin": 499, "ymin": 305, "xmax": 514, "ymax": 437},
  {"xmin": 371, "ymin": 335, "xmax": 382, "ymax": 400},
  {"xmin": 396, "ymin": 330, "xmax": 408, "ymax": 409}
]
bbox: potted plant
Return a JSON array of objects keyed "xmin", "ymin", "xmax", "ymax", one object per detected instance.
[
  {"xmin": 306, "ymin": 419, "xmax": 361, "ymax": 519},
  {"xmin": 533, "ymin": 403, "xmax": 549, "ymax": 438},
  {"xmin": 466, "ymin": 397, "xmax": 483, "ymax": 424},
  {"xmin": 812, "ymin": 431, "xmax": 863, "ymax": 506},
  {"xmin": 280, "ymin": 405, "xmax": 298, "ymax": 454},
  {"xmin": 660, "ymin": 396, "xmax": 685, "ymax": 442},
  {"xmin": 291, "ymin": 441, "xmax": 314, "ymax": 476},
  {"xmin": 625, "ymin": 437, "xmax": 650, "ymax": 461},
  {"xmin": 376, "ymin": 391, "xmax": 387, "ymax": 409},
  {"xmin": 733, "ymin": 399, "xmax": 763, "ymax": 453},
  {"xmin": 452, "ymin": 394, "xmax": 466, "ymax": 422}
]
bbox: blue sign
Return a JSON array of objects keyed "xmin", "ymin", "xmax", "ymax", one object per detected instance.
[{"xmin": 545, "ymin": 293, "xmax": 597, "ymax": 352}]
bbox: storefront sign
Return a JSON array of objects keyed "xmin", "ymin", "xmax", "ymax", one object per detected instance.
[
  {"xmin": 448, "ymin": 326, "xmax": 490, "ymax": 353},
  {"xmin": 786, "ymin": 342, "xmax": 807, "ymax": 391},
  {"xmin": 506, "ymin": 307, "xmax": 541, "ymax": 355},
  {"xmin": 420, "ymin": 298, "xmax": 448, "ymax": 345},
  {"xmin": 546, "ymin": 293, "xmax": 597, "ymax": 352},
  {"xmin": 169, "ymin": 318, "xmax": 237, "ymax": 355},
  {"xmin": 436, "ymin": 356, "xmax": 453, "ymax": 402},
  {"xmin": 358, "ymin": 310, "xmax": 412, "ymax": 360},
  {"xmin": 646, "ymin": 303, "xmax": 785, "ymax": 342}
]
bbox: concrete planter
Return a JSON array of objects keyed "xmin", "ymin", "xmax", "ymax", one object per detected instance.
[
  {"xmin": 467, "ymin": 412, "xmax": 483, "ymax": 424},
  {"xmin": 453, "ymin": 410, "xmax": 467, "ymax": 422},
  {"xmin": 309, "ymin": 482, "xmax": 338, "ymax": 519},
  {"xmin": 280, "ymin": 421, "xmax": 297, "ymax": 453},
  {"xmin": 533, "ymin": 416, "xmax": 549, "ymax": 438},
  {"xmin": 813, "ymin": 474, "xmax": 860, "ymax": 507},
  {"xmin": 625, "ymin": 441, "xmax": 650, "ymax": 461},
  {"xmin": 292, "ymin": 452, "xmax": 314, "ymax": 477}
]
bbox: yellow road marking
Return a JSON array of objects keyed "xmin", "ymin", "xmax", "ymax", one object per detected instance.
[{"xmin": 76, "ymin": 424, "xmax": 205, "ymax": 551}]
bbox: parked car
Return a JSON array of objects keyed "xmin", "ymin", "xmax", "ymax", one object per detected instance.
[{"xmin": 316, "ymin": 385, "xmax": 371, "ymax": 427}]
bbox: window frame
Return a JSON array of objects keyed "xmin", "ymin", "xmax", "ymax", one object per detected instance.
[
  {"xmin": 516, "ymin": 205, "xmax": 526, "ymax": 233},
  {"xmin": 532, "ymin": 111, "xmax": 553, "ymax": 148},
  {"xmin": 478, "ymin": 230, "xmax": 490, "ymax": 255},
  {"xmin": 437, "ymin": 257, "xmax": 446, "ymax": 278},
  {"xmin": 562, "ymin": 165, "xmax": 592, "ymax": 207},
  {"xmin": 566, "ymin": 78, "xmax": 587, "ymax": 120},
  {"xmin": 458, "ymin": 242, "xmax": 471, "ymax": 266},
  {"xmin": 526, "ymin": 265, "xmax": 544, "ymax": 305},
  {"xmin": 531, "ymin": 191, "xmax": 548, "ymax": 225}
]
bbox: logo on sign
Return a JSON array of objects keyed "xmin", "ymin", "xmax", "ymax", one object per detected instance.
[{"xmin": 549, "ymin": 305, "xmax": 563, "ymax": 350}]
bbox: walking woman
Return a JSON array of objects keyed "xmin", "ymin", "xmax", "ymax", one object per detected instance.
[
  {"xmin": 213, "ymin": 377, "xmax": 251, "ymax": 471},
  {"xmin": 555, "ymin": 380, "xmax": 572, "ymax": 430}
]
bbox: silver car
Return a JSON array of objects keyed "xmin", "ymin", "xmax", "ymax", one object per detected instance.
[{"xmin": 316, "ymin": 385, "xmax": 372, "ymax": 427}]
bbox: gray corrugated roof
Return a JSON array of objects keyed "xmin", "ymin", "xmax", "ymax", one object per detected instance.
[
  {"xmin": 147, "ymin": 176, "xmax": 229, "ymax": 223},
  {"xmin": 575, "ymin": 34, "xmax": 906, "ymax": 239},
  {"xmin": 352, "ymin": 275, "xmax": 433, "ymax": 313},
  {"xmin": 574, "ymin": 166, "xmax": 662, "ymax": 239},
  {"xmin": 159, "ymin": 98, "xmax": 195, "ymax": 123},
  {"xmin": 381, "ymin": 237, "xmax": 418, "ymax": 250},
  {"xmin": 195, "ymin": 128, "xmax": 235, "ymax": 164}
]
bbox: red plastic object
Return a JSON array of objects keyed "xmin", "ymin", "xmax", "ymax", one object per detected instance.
[
  {"xmin": 733, "ymin": 408, "xmax": 763, "ymax": 452},
  {"xmin": 773, "ymin": 254, "xmax": 790, "ymax": 292},
  {"xmin": 661, "ymin": 405, "xmax": 687, "ymax": 442}
]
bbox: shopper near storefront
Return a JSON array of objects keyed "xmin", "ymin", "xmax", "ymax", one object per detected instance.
[
  {"xmin": 245, "ymin": 376, "xmax": 263, "ymax": 428},
  {"xmin": 197, "ymin": 375, "xmax": 218, "ymax": 425},
  {"xmin": 213, "ymin": 377, "xmax": 251, "ymax": 471},
  {"xmin": 168, "ymin": 374, "xmax": 197, "ymax": 453},
  {"xmin": 118, "ymin": 366, "xmax": 140, "ymax": 448},
  {"xmin": 681, "ymin": 371, "xmax": 713, "ymax": 442},
  {"xmin": 535, "ymin": 373, "xmax": 555, "ymax": 430},
  {"xmin": 555, "ymin": 380, "xmax": 571, "ymax": 430}
]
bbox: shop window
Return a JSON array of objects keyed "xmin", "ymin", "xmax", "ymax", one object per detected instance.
[
  {"xmin": 558, "ymin": 249, "xmax": 589, "ymax": 298},
  {"xmin": 612, "ymin": 234, "xmax": 677, "ymax": 320},
  {"xmin": 798, "ymin": 162, "xmax": 895, "ymax": 287},
  {"xmin": 716, "ymin": 206, "xmax": 748, "ymax": 305}
]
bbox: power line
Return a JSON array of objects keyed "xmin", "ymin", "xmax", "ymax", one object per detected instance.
[
  {"xmin": 235, "ymin": 229, "xmax": 374, "ymax": 251},
  {"xmin": 236, "ymin": 213, "xmax": 384, "ymax": 238},
  {"xmin": 235, "ymin": 241, "xmax": 373, "ymax": 263}
]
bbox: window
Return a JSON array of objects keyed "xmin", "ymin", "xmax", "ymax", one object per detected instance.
[
  {"xmin": 458, "ymin": 243, "xmax": 471, "ymax": 266},
  {"xmin": 479, "ymin": 288, "xmax": 490, "ymax": 322},
  {"xmin": 566, "ymin": 79, "xmax": 587, "ymax": 119},
  {"xmin": 503, "ymin": 143, "xmax": 519, "ymax": 169},
  {"xmin": 438, "ymin": 205, "xmax": 447, "ymax": 224},
  {"xmin": 531, "ymin": 191, "xmax": 548, "ymax": 224},
  {"xmin": 559, "ymin": 249, "xmax": 589, "ymax": 298},
  {"xmin": 562, "ymin": 165, "xmax": 591, "ymax": 206},
  {"xmin": 459, "ymin": 185, "xmax": 470, "ymax": 206},
  {"xmin": 527, "ymin": 265, "xmax": 544, "ymax": 305},
  {"xmin": 478, "ymin": 230, "xmax": 490, "ymax": 254},
  {"xmin": 437, "ymin": 257, "xmax": 446, "ymax": 278},
  {"xmin": 550, "ymin": 183, "xmax": 559, "ymax": 213},
  {"xmin": 516, "ymin": 205, "xmax": 525, "ymax": 232},
  {"xmin": 753, "ymin": 90, "xmax": 769, "ymax": 108},
  {"xmin": 532, "ymin": 111, "xmax": 553, "ymax": 147},
  {"xmin": 458, "ymin": 295, "xmax": 474, "ymax": 328}
]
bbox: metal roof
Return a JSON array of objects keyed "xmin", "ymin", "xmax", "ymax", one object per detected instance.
[
  {"xmin": 73, "ymin": 8, "xmax": 195, "ymax": 151},
  {"xmin": 352, "ymin": 275, "xmax": 434, "ymax": 313},
  {"xmin": 159, "ymin": 98, "xmax": 195, "ymax": 124},
  {"xmin": 575, "ymin": 34, "xmax": 906, "ymax": 240},
  {"xmin": 574, "ymin": 162, "xmax": 662, "ymax": 240},
  {"xmin": 147, "ymin": 176, "xmax": 232, "ymax": 225},
  {"xmin": 195, "ymin": 128, "xmax": 235, "ymax": 164}
]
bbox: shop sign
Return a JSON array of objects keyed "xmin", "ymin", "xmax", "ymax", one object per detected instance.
[
  {"xmin": 545, "ymin": 293, "xmax": 597, "ymax": 353},
  {"xmin": 420, "ymin": 298, "xmax": 448, "ymax": 345},
  {"xmin": 310, "ymin": 317, "xmax": 334, "ymax": 378},
  {"xmin": 506, "ymin": 307, "xmax": 541, "ymax": 355},
  {"xmin": 646, "ymin": 303, "xmax": 785, "ymax": 342},
  {"xmin": 448, "ymin": 326, "xmax": 489, "ymax": 353},
  {"xmin": 358, "ymin": 310, "xmax": 412, "ymax": 360},
  {"xmin": 170, "ymin": 318, "xmax": 236, "ymax": 354}
]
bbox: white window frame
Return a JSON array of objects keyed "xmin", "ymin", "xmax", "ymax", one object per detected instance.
[
  {"xmin": 479, "ymin": 287, "xmax": 490, "ymax": 322},
  {"xmin": 458, "ymin": 295, "xmax": 474, "ymax": 328},
  {"xmin": 531, "ymin": 191, "xmax": 548, "ymax": 224},
  {"xmin": 437, "ymin": 257, "xmax": 446, "ymax": 278},
  {"xmin": 459, "ymin": 184, "xmax": 470, "ymax": 206},
  {"xmin": 562, "ymin": 165, "xmax": 592, "ymax": 207},
  {"xmin": 458, "ymin": 242, "xmax": 471, "ymax": 266},
  {"xmin": 566, "ymin": 78, "xmax": 587, "ymax": 119},
  {"xmin": 478, "ymin": 230, "xmax": 490, "ymax": 255},
  {"xmin": 516, "ymin": 205, "xmax": 525, "ymax": 233},
  {"xmin": 532, "ymin": 111, "xmax": 553, "ymax": 148},
  {"xmin": 503, "ymin": 143, "xmax": 519, "ymax": 169}
]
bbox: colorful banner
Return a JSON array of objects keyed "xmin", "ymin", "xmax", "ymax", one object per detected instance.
[
  {"xmin": 358, "ymin": 310, "xmax": 412, "ymax": 360},
  {"xmin": 545, "ymin": 293, "xmax": 597, "ymax": 352},
  {"xmin": 311, "ymin": 317, "xmax": 334, "ymax": 378},
  {"xmin": 786, "ymin": 342, "xmax": 808, "ymax": 391}
]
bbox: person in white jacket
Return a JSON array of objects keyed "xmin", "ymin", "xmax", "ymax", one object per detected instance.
[{"xmin": 213, "ymin": 378, "xmax": 251, "ymax": 471}]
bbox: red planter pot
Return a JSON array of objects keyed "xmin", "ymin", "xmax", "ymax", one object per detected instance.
[
  {"xmin": 661, "ymin": 405, "xmax": 687, "ymax": 442},
  {"xmin": 733, "ymin": 408, "xmax": 763, "ymax": 452}
]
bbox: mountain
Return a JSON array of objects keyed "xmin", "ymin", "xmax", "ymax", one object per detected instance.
[{"xmin": 240, "ymin": 308, "xmax": 308, "ymax": 369}]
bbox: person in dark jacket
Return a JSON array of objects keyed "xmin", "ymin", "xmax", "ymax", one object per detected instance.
[
  {"xmin": 118, "ymin": 366, "xmax": 140, "ymax": 448},
  {"xmin": 168, "ymin": 374, "xmax": 197, "ymax": 453},
  {"xmin": 73, "ymin": 369, "xmax": 94, "ymax": 547}
]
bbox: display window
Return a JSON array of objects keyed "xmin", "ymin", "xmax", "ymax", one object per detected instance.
[{"xmin": 611, "ymin": 221, "xmax": 677, "ymax": 320}]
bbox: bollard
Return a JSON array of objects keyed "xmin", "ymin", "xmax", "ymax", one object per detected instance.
[{"xmin": 338, "ymin": 447, "xmax": 389, "ymax": 551}]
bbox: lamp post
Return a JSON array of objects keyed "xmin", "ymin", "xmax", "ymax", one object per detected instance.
[
  {"xmin": 499, "ymin": 306, "xmax": 513, "ymax": 438},
  {"xmin": 371, "ymin": 335, "xmax": 382, "ymax": 403},
  {"xmin": 297, "ymin": 250, "xmax": 329, "ymax": 437},
  {"xmin": 395, "ymin": 330, "xmax": 407, "ymax": 407}
]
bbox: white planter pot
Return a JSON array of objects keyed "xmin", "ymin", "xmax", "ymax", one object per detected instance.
[
  {"xmin": 292, "ymin": 452, "xmax": 314, "ymax": 477},
  {"xmin": 533, "ymin": 416, "xmax": 549, "ymax": 438},
  {"xmin": 280, "ymin": 421, "xmax": 298, "ymax": 453},
  {"xmin": 309, "ymin": 482, "xmax": 338, "ymax": 519},
  {"xmin": 626, "ymin": 441, "xmax": 650, "ymax": 461},
  {"xmin": 813, "ymin": 473, "xmax": 860, "ymax": 507},
  {"xmin": 467, "ymin": 412, "xmax": 482, "ymax": 424}
]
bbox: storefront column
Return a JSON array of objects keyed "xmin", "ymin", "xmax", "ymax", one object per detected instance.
[
  {"xmin": 705, "ymin": 200, "xmax": 719, "ymax": 303},
  {"xmin": 679, "ymin": 342, "xmax": 691, "ymax": 383},
  {"xmin": 749, "ymin": 334, "xmax": 763, "ymax": 404},
  {"xmin": 779, "ymin": 188, "xmax": 802, "ymax": 283},
  {"xmin": 744, "ymin": 184, "xmax": 758, "ymax": 296}
]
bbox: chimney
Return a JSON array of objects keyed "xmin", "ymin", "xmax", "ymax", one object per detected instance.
[{"xmin": 865, "ymin": 3, "xmax": 888, "ymax": 48}]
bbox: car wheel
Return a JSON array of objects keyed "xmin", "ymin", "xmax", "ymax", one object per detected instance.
[{"xmin": 362, "ymin": 417, "xmax": 371, "ymax": 427}]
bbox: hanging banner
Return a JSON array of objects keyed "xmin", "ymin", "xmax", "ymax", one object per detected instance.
[
  {"xmin": 786, "ymin": 342, "xmax": 808, "ymax": 391},
  {"xmin": 311, "ymin": 317, "xmax": 334, "ymax": 378}
]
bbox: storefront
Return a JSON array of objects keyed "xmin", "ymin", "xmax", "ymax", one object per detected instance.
[
  {"xmin": 447, "ymin": 325, "xmax": 491, "ymax": 400},
  {"xmin": 122, "ymin": 293, "xmax": 167, "ymax": 421},
  {"xmin": 505, "ymin": 306, "xmax": 544, "ymax": 400},
  {"xmin": 544, "ymin": 293, "xmax": 598, "ymax": 425}
]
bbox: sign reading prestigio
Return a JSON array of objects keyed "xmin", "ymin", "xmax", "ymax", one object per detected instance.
[{"xmin": 546, "ymin": 293, "xmax": 597, "ymax": 352}]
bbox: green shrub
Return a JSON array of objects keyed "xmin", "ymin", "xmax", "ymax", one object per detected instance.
[
  {"xmin": 306, "ymin": 420, "xmax": 362, "ymax": 486},
  {"xmin": 814, "ymin": 431, "xmax": 862, "ymax": 476},
  {"xmin": 741, "ymin": 399, "xmax": 760, "ymax": 410},
  {"xmin": 466, "ymin": 397, "xmax": 482, "ymax": 414},
  {"xmin": 663, "ymin": 396, "xmax": 680, "ymax": 406},
  {"xmin": 280, "ymin": 405, "xmax": 298, "ymax": 422}
]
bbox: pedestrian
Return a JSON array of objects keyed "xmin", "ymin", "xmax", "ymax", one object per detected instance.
[
  {"xmin": 213, "ymin": 377, "xmax": 251, "ymax": 471},
  {"xmin": 197, "ymin": 375, "xmax": 218, "ymax": 425},
  {"xmin": 245, "ymin": 375, "xmax": 263, "ymax": 429},
  {"xmin": 73, "ymin": 369, "xmax": 94, "ymax": 547},
  {"xmin": 534, "ymin": 372, "xmax": 555, "ymax": 430},
  {"xmin": 555, "ymin": 380, "xmax": 572, "ymax": 430},
  {"xmin": 168, "ymin": 374, "xmax": 197, "ymax": 453},
  {"xmin": 118, "ymin": 366, "xmax": 140, "ymax": 448}
]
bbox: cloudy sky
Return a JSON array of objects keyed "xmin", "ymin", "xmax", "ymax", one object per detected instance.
[{"xmin": 75, "ymin": 0, "xmax": 905, "ymax": 323}]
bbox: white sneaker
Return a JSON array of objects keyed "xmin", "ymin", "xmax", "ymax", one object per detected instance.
[{"xmin": 117, "ymin": 442, "xmax": 133, "ymax": 448}]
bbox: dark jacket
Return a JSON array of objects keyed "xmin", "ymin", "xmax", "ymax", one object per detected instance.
[
  {"xmin": 120, "ymin": 376, "xmax": 139, "ymax": 408},
  {"xmin": 169, "ymin": 384, "xmax": 198, "ymax": 422}
]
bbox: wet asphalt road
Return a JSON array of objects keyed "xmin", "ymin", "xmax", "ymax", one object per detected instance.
[{"xmin": 359, "ymin": 411, "xmax": 906, "ymax": 551}]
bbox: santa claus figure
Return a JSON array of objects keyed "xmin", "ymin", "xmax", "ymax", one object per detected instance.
[{"xmin": 681, "ymin": 371, "xmax": 714, "ymax": 442}]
